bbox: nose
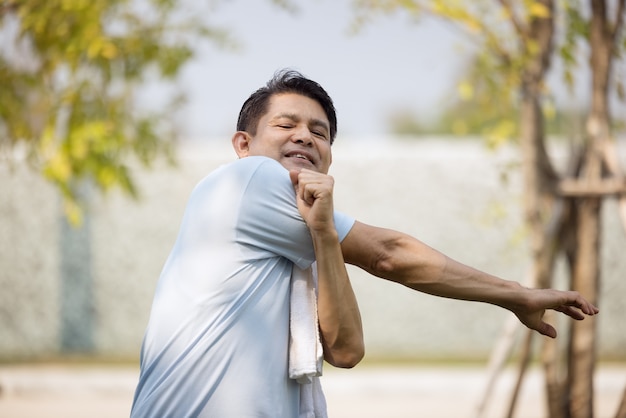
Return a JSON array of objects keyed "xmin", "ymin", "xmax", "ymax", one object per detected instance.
[{"xmin": 292, "ymin": 125, "xmax": 313, "ymax": 146}]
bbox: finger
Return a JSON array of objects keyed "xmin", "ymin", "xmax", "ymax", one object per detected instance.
[
  {"xmin": 537, "ymin": 322, "xmax": 557, "ymax": 338},
  {"xmin": 289, "ymin": 169, "xmax": 301, "ymax": 188},
  {"xmin": 554, "ymin": 305, "xmax": 585, "ymax": 320},
  {"xmin": 565, "ymin": 292, "xmax": 600, "ymax": 316},
  {"xmin": 580, "ymin": 300, "xmax": 600, "ymax": 315},
  {"xmin": 301, "ymin": 182, "xmax": 319, "ymax": 206}
]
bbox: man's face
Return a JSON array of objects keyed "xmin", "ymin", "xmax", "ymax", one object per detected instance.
[{"xmin": 236, "ymin": 93, "xmax": 332, "ymax": 174}]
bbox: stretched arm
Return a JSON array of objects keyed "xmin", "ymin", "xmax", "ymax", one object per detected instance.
[
  {"xmin": 290, "ymin": 169, "xmax": 364, "ymax": 367},
  {"xmin": 341, "ymin": 221, "xmax": 599, "ymax": 338}
]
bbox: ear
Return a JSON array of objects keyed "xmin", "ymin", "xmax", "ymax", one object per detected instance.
[{"xmin": 231, "ymin": 131, "xmax": 253, "ymax": 158}]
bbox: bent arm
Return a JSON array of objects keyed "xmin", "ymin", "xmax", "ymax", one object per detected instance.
[
  {"xmin": 311, "ymin": 226, "xmax": 364, "ymax": 368},
  {"xmin": 291, "ymin": 170, "xmax": 364, "ymax": 367},
  {"xmin": 341, "ymin": 221, "xmax": 598, "ymax": 338}
]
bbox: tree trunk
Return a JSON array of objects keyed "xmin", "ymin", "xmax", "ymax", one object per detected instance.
[
  {"xmin": 567, "ymin": 197, "xmax": 600, "ymax": 418},
  {"xmin": 517, "ymin": 2, "xmax": 568, "ymax": 416},
  {"xmin": 565, "ymin": 0, "xmax": 616, "ymax": 416}
]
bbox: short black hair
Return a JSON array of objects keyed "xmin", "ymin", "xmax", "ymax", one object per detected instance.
[{"xmin": 236, "ymin": 69, "xmax": 338, "ymax": 144}]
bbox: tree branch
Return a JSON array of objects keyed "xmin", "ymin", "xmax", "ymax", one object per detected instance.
[
  {"xmin": 505, "ymin": 329, "xmax": 534, "ymax": 418},
  {"xmin": 475, "ymin": 306, "xmax": 523, "ymax": 417},
  {"xmin": 611, "ymin": 0, "xmax": 625, "ymax": 42},
  {"xmin": 0, "ymin": 1, "xmax": 18, "ymax": 17},
  {"xmin": 558, "ymin": 177, "xmax": 626, "ymax": 196},
  {"xmin": 419, "ymin": 4, "xmax": 514, "ymax": 65},
  {"xmin": 497, "ymin": 0, "xmax": 529, "ymax": 39},
  {"xmin": 615, "ymin": 382, "xmax": 626, "ymax": 418}
]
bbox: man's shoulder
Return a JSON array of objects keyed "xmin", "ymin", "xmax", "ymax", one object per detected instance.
[
  {"xmin": 231, "ymin": 157, "xmax": 291, "ymax": 188},
  {"xmin": 197, "ymin": 156, "xmax": 290, "ymax": 196},
  {"xmin": 223, "ymin": 156, "xmax": 286, "ymax": 176}
]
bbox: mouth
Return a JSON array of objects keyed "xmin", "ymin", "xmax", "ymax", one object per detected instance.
[{"xmin": 285, "ymin": 151, "xmax": 315, "ymax": 166}]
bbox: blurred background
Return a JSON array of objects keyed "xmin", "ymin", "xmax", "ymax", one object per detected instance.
[{"xmin": 1, "ymin": 0, "xmax": 625, "ymax": 417}]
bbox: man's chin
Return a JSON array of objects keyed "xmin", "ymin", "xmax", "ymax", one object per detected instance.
[{"xmin": 281, "ymin": 157, "xmax": 317, "ymax": 172}]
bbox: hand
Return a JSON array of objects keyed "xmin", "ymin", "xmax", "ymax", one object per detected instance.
[
  {"xmin": 512, "ymin": 288, "xmax": 599, "ymax": 338},
  {"xmin": 289, "ymin": 169, "xmax": 335, "ymax": 233}
]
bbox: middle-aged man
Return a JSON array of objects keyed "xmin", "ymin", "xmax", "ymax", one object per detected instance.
[{"xmin": 131, "ymin": 69, "xmax": 598, "ymax": 418}]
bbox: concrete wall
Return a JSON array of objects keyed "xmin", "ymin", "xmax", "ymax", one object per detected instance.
[{"xmin": 1, "ymin": 138, "xmax": 624, "ymax": 362}]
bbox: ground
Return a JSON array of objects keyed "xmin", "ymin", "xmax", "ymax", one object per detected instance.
[{"xmin": 0, "ymin": 363, "xmax": 624, "ymax": 417}]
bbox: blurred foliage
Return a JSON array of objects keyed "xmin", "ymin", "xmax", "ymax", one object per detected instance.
[
  {"xmin": 354, "ymin": 0, "xmax": 625, "ymax": 146},
  {"xmin": 387, "ymin": 104, "xmax": 588, "ymax": 144},
  {"xmin": 0, "ymin": 0, "xmax": 234, "ymax": 224}
]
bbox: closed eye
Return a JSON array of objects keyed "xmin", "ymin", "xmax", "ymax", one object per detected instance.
[{"xmin": 312, "ymin": 130, "xmax": 328, "ymax": 140}]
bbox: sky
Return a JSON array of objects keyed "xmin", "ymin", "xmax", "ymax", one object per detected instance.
[
  {"xmin": 155, "ymin": 0, "xmax": 475, "ymax": 141},
  {"xmin": 142, "ymin": 0, "xmax": 614, "ymax": 142}
]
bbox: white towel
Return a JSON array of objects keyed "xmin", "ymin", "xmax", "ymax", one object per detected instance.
[{"xmin": 289, "ymin": 263, "xmax": 328, "ymax": 418}]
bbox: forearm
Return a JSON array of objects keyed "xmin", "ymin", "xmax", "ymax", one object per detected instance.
[
  {"xmin": 311, "ymin": 228, "xmax": 364, "ymax": 368},
  {"xmin": 290, "ymin": 169, "xmax": 364, "ymax": 367},
  {"xmin": 343, "ymin": 223, "xmax": 527, "ymax": 312},
  {"xmin": 407, "ymin": 251, "xmax": 528, "ymax": 311}
]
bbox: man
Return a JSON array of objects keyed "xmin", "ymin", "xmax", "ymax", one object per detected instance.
[{"xmin": 131, "ymin": 70, "xmax": 598, "ymax": 417}]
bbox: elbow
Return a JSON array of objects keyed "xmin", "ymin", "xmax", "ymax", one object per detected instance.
[
  {"xmin": 323, "ymin": 331, "xmax": 365, "ymax": 368},
  {"xmin": 370, "ymin": 234, "xmax": 446, "ymax": 287},
  {"xmin": 370, "ymin": 236, "xmax": 406, "ymax": 280},
  {"xmin": 326, "ymin": 344, "xmax": 365, "ymax": 369},
  {"xmin": 373, "ymin": 254, "xmax": 396, "ymax": 277}
]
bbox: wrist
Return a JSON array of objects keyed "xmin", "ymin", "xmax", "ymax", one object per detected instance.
[
  {"xmin": 310, "ymin": 225, "xmax": 339, "ymax": 242},
  {"xmin": 498, "ymin": 280, "xmax": 529, "ymax": 312}
]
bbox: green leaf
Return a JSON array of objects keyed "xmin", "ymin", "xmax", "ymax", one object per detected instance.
[{"xmin": 1, "ymin": 0, "xmax": 232, "ymax": 222}]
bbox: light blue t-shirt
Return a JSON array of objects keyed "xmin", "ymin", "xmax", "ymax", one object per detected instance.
[{"xmin": 131, "ymin": 156, "xmax": 355, "ymax": 417}]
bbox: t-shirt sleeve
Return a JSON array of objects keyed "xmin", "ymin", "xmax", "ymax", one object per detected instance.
[
  {"xmin": 237, "ymin": 158, "xmax": 355, "ymax": 269},
  {"xmin": 334, "ymin": 210, "xmax": 355, "ymax": 243}
]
